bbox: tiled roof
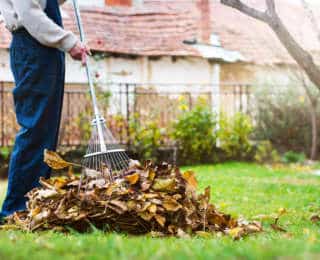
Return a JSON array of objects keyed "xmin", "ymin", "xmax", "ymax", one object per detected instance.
[
  {"xmin": 62, "ymin": 1, "xmax": 200, "ymax": 56},
  {"xmin": 0, "ymin": 1, "xmax": 199, "ymax": 56},
  {"xmin": 0, "ymin": 0, "xmax": 319, "ymax": 65}
]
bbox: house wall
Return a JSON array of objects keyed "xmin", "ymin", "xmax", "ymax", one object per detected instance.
[
  {"xmin": 0, "ymin": 47, "xmax": 300, "ymax": 118},
  {"xmin": 106, "ymin": 56, "xmax": 214, "ymax": 86},
  {"xmin": 220, "ymin": 62, "xmax": 297, "ymax": 85},
  {"xmin": 104, "ymin": 55, "xmax": 218, "ymax": 116},
  {"xmin": 219, "ymin": 62, "xmax": 300, "ymax": 115}
]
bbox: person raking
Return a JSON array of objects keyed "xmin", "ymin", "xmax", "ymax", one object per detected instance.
[{"xmin": 0, "ymin": 0, "xmax": 90, "ymax": 222}]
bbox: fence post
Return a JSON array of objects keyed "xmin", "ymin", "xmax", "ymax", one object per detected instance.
[
  {"xmin": 246, "ymin": 84, "xmax": 250, "ymax": 115},
  {"xmin": 239, "ymin": 84, "xmax": 243, "ymax": 113},
  {"xmin": 0, "ymin": 82, "xmax": 4, "ymax": 147},
  {"xmin": 212, "ymin": 64, "xmax": 221, "ymax": 146},
  {"xmin": 126, "ymin": 83, "xmax": 130, "ymax": 148},
  {"xmin": 188, "ymin": 92, "xmax": 192, "ymax": 110}
]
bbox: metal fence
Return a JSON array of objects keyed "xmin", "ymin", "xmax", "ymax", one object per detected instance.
[{"xmin": 0, "ymin": 82, "xmax": 253, "ymax": 147}]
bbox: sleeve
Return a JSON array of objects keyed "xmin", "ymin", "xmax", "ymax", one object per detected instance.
[
  {"xmin": 11, "ymin": 0, "xmax": 78, "ymax": 52},
  {"xmin": 59, "ymin": 0, "xmax": 68, "ymax": 5}
]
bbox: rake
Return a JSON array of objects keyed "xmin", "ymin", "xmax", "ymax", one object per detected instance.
[{"xmin": 71, "ymin": 0, "xmax": 130, "ymax": 180}]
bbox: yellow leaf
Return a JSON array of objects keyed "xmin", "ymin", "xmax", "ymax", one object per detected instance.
[
  {"xmin": 278, "ymin": 208, "xmax": 287, "ymax": 216},
  {"xmin": 182, "ymin": 170, "xmax": 198, "ymax": 189},
  {"xmin": 125, "ymin": 173, "xmax": 140, "ymax": 185},
  {"xmin": 163, "ymin": 198, "xmax": 182, "ymax": 212},
  {"xmin": 43, "ymin": 150, "xmax": 71, "ymax": 170},
  {"xmin": 148, "ymin": 169, "xmax": 156, "ymax": 181},
  {"xmin": 106, "ymin": 184, "xmax": 116, "ymax": 196},
  {"xmin": 138, "ymin": 211, "xmax": 154, "ymax": 221},
  {"xmin": 31, "ymin": 207, "xmax": 41, "ymax": 217},
  {"xmin": 195, "ymin": 231, "xmax": 212, "ymax": 238},
  {"xmin": 127, "ymin": 200, "xmax": 137, "ymax": 210},
  {"xmin": 154, "ymin": 214, "xmax": 166, "ymax": 227},
  {"xmin": 152, "ymin": 178, "xmax": 176, "ymax": 192},
  {"xmin": 148, "ymin": 204, "xmax": 157, "ymax": 214},
  {"xmin": 53, "ymin": 177, "xmax": 68, "ymax": 189},
  {"xmin": 228, "ymin": 227, "xmax": 245, "ymax": 240}
]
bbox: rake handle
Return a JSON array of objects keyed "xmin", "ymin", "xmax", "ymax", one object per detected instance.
[{"xmin": 71, "ymin": 0, "xmax": 107, "ymax": 153}]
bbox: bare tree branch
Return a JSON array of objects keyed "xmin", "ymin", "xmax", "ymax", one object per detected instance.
[
  {"xmin": 221, "ymin": 0, "xmax": 320, "ymax": 90},
  {"xmin": 266, "ymin": 0, "xmax": 276, "ymax": 16},
  {"xmin": 220, "ymin": 0, "xmax": 269, "ymax": 22}
]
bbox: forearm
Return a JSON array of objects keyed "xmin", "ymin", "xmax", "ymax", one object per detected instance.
[{"xmin": 12, "ymin": 0, "xmax": 77, "ymax": 52}]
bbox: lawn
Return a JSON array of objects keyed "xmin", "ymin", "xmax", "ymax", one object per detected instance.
[{"xmin": 0, "ymin": 162, "xmax": 320, "ymax": 260}]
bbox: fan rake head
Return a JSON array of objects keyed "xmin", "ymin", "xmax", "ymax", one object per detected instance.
[{"xmin": 82, "ymin": 117, "xmax": 130, "ymax": 182}]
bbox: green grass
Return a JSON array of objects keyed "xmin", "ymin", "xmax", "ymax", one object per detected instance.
[{"xmin": 1, "ymin": 162, "xmax": 320, "ymax": 260}]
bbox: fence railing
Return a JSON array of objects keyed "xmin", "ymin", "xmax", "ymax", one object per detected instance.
[{"xmin": 0, "ymin": 82, "xmax": 253, "ymax": 147}]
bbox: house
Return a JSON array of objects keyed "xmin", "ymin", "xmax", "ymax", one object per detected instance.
[{"xmin": 0, "ymin": 0, "xmax": 319, "ymax": 123}]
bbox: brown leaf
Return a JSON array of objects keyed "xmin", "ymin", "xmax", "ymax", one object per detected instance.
[
  {"xmin": 109, "ymin": 200, "xmax": 128, "ymax": 213},
  {"xmin": 138, "ymin": 211, "xmax": 154, "ymax": 221},
  {"xmin": 43, "ymin": 150, "xmax": 72, "ymax": 170},
  {"xmin": 154, "ymin": 214, "xmax": 166, "ymax": 227},
  {"xmin": 148, "ymin": 204, "xmax": 157, "ymax": 214},
  {"xmin": 182, "ymin": 170, "xmax": 198, "ymax": 189},
  {"xmin": 4, "ymin": 153, "xmax": 264, "ymax": 239},
  {"xmin": 271, "ymin": 223, "xmax": 287, "ymax": 232},
  {"xmin": 310, "ymin": 214, "xmax": 320, "ymax": 223},
  {"xmin": 125, "ymin": 173, "xmax": 140, "ymax": 185},
  {"xmin": 163, "ymin": 198, "xmax": 182, "ymax": 212},
  {"xmin": 53, "ymin": 177, "xmax": 69, "ymax": 189},
  {"xmin": 127, "ymin": 200, "xmax": 137, "ymax": 210}
]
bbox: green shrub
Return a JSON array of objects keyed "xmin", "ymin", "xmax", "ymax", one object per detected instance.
[
  {"xmin": 254, "ymin": 140, "xmax": 280, "ymax": 164},
  {"xmin": 129, "ymin": 115, "xmax": 165, "ymax": 162},
  {"xmin": 171, "ymin": 102, "xmax": 217, "ymax": 164},
  {"xmin": 253, "ymin": 84, "xmax": 318, "ymax": 155},
  {"xmin": 282, "ymin": 151, "xmax": 306, "ymax": 164},
  {"xmin": 218, "ymin": 113, "xmax": 254, "ymax": 160},
  {"xmin": 0, "ymin": 147, "xmax": 11, "ymax": 161}
]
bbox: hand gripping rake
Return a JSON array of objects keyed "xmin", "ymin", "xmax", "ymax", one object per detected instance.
[{"xmin": 71, "ymin": 0, "xmax": 130, "ymax": 180}]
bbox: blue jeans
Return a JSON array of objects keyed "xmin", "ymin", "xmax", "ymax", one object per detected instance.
[{"xmin": 0, "ymin": 29, "xmax": 65, "ymax": 218}]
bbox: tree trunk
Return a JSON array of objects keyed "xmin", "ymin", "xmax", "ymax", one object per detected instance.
[{"xmin": 309, "ymin": 103, "xmax": 318, "ymax": 160}]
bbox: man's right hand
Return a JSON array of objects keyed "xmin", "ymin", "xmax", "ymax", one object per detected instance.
[{"xmin": 69, "ymin": 41, "xmax": 90, "ymax": 65}]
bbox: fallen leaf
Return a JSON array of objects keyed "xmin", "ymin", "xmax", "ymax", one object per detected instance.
[
  {"xmin": 154, "ymin": 214, "xmax": 166, "ymax": 227},
  {"xmin": 125, "ymin": 173, "xmax": 140, "ymax": 185},
  {"xmin": 3, "ymin": 152, "xmax": 263, "ymax": 240},
  {"xmin": 182, "ymin": 170, "xmax": 198, "ymax": 189},
  {"xmin": 152, "ymin": 178, "xmax": 176, "ymax": 192},
  {"xmin": 163, "ymin": 198, "xmax": 182, "ymax": 212},
  {"xmin": 310, "ymin": 214, "xmax": 320, "ymax": 223},
  {"xmin": 43, "ymin": 150, "xmax": 72, "ymax": 170},
  {"xmin": 271, "ymin": 223, "xmax": 287, "ymax": 232},
  {"xmin": 148, "ymin": 204, "xmax": 157, "ymax": 214},
  {"xmin": 228, "ymin": 227, "xmax": 245, "ymax": 240}
]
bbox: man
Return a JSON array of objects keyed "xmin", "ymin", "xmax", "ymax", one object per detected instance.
[{"xmin": 0, "ymin": 0, "xmax": 89, "ymax": 221}]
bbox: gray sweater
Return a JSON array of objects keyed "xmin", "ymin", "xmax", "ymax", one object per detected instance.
[{"xmin": 0, "ymin": 0, "xmax": 77, "ymax": 52}]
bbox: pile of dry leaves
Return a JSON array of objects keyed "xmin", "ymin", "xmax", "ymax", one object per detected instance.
[{"xmin": 4, "ymin": 151, "xmax": 262, "ymax": 239}]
